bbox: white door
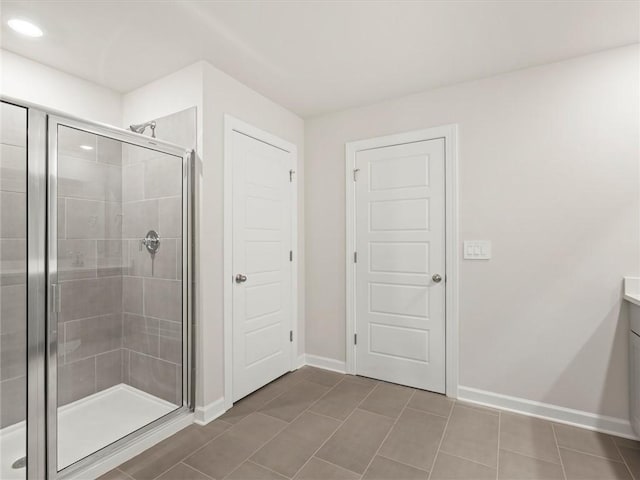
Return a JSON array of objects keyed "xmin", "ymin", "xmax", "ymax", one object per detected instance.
[
  {"xmin": 232, "ymin": 130, "xmax": 293, "ymax": 402},
  {"xmin": 354, "ymin": 139, "xmax": 446, "ymax": 392}
]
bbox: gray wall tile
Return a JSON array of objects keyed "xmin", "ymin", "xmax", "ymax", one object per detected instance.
[
  {"xmin": 123, "ymin": 314, "xmax": 159, "ymax": 357},
  {"xmin": 1, "ymin": 284, "xmax": 25, "ymax": 335},
  {"xmin": 96, "ymin": 349, "xmax": 123, "ymax": 390},
  {"xmin": 59, "ymin": 276, "xmax": 122, "ymax": 322},
  {"xmin": 58, "ymin": 127, "xmax": 96, "ymax": 161},
  {"xmin": 97, "ymin": 239, "xmax": 125, "ymax": 277},
  {"xmin": 97, "ymin": 136, "xmax": 122, "ymax": 166},
  {"xmin": 0, "ymin": 375, "xmax": 26, "ymax": 428},
  {"xmin": 129, "ymin": 351, "xmax": 180, "ymax": 405},
  {"xmin": 1, "ymin": 103, "xmax": 27, "ymax": 147},
  {"xmin": 1, "ymin": 191, "xmax": 26, "ymax": 238},
  {"xmin": 144, "ymin": 156, "xmax": 182, "ymax": 199},
  {"xmin": 123, "ymin": 199, "xmax": 158, "ymax": 239},
  {"xmin": 144, "ymin": 278, "xmax": 181, "ymax": 321},
  {"xmin": 159, "ymin": 320, "xmax": 182, "ymax": 364},
  {"xmin": 159, "ymin": 197, "xmax": 182, "ymax": 238},
  {"xmin": 58, "ymin": 357, "xmax": 96, "ymax": 406},
  {"xmin": 0, "ymin": 144, "xmax": 27, "ymax": 193},
  {"xmin": 58, "ymin": 239, "xmax": 97, "ymax": 281},
  {"xmin": 59, "ymin": 156, "xmax": 121, "ymax": 202},
  {"xmin": 123, "ymin": 276, "xmax": 143, "ymax": 314},
  {"xmin": 0, "ymin": 239, "xmax": 26, "ymax": 285},
  {"xmin": 0, "ymin": 328, "xmax": 26, "ymax": 380},
  {"xmin": 66, "ymin": 199, "xmax": 122, "ymax": 239},
  {"xmin": 64, "ymin": 314, "xmax": 123, "ymax": 363}
]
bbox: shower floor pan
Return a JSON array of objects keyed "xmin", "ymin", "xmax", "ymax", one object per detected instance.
[{"xmin": 0, "ymin": 384, "xmax": 176, "ymax": 479}]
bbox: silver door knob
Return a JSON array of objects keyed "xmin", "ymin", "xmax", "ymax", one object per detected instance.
[
  {"xmin": 432, "ymin": 274, "xmax": 442, "ymax": 283},
  {"xmin": 235, "ymin": 274, "xmax": 247, "ymax": 284}
]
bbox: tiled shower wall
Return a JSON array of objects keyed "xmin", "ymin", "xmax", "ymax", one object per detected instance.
[
  {"xmin": 57, "ymin": 126, "xmax": 125, "ymax": 406},
  {"xmin": 121, "ymin": 143, "xmax": 183, "ymax": 405},
  {"xmin": 0, "ymin": 103, "xmax": 27, "ymax": 428}
]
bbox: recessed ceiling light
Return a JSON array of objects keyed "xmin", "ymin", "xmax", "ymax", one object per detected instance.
[
  {"xmin": 8, "ymin": 18, "xmax": 43, "ymax": 38},
  {"xmin": 79, "ymin": 145, "xmax": 93, "ymax": 151}
]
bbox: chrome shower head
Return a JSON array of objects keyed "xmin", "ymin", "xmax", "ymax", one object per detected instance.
[{"xmin": 129, "ymin": 120, "xmax": 156, "ymax": 138}]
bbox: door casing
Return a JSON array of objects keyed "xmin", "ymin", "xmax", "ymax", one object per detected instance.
[
  {"xmin": 345, "ymin": 125, "xmax": 459, "ymax": 398},
  {"xmin": 223, "ymin": 115, "xmax": 298, "ymax": 410}
]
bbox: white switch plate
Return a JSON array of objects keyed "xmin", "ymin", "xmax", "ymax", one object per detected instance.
[{"xmin": 463, "ymin": 240, "xmax": 491, "ymax": 260}]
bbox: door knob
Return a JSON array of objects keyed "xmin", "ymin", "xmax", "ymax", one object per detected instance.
[
  {"xmin": 235, "ymin": 274, "xmax": 247, "ymax": 284},
  {"xmin": 432, "ymin": 273, "xmax": 442, "ymax": 283}
]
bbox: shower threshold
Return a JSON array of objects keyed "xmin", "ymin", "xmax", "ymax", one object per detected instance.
[{"xmin": 0, "ymin": 384, "xmax": 176, "ymax": 479}]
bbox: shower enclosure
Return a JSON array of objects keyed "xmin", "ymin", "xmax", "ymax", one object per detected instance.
[{"xmin": 0, "ymin": 99, "xmax": 193, "ymax": 479}]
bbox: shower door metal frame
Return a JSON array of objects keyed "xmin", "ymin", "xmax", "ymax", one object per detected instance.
[{"xmin": 46, "ymin": 114, "xmax": 194, "ymax": 480}]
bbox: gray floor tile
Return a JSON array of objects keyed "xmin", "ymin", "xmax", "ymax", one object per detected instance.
[
  {"xmin": 298, "ymin": 366, "xmax": 345, "ymax": 387},
  {"xmin": 407, "ymin": 390, "xmax": 454, "ymax": 418},
  {"xmin": 359, "ymin": 383, "xmax": 413, "ymax": 419},
  {"xmin": 154, "ymin": 462, "xmax": 212, "ymax": 480},
  {"xmin": 430, "ymin": 452, "xmax": 496, "ymax": 480},
  {"xmin": 183, "ymin": 413, "xmax": 286, "ymax": 479},
  {"xmin": 259, "ymin": 380, "xmax": 330, "ymax": 422},
  {"xmin": 294, "ymin": 457, "xmax": 361, "ymax": 480},
  {"xmin": 619, "ymin": 446, "xmax": 640, "ymax": 479},
  {"xmin": 251, "ymin": 412, "xmax": 341, "ymax": 477},
  {"xmin": 362, "ymin": 456, "xmax": 428, "ymax": 480},
  {"xmin": 615, "ymin": 437, "xmax": 640, "ymax": 450},
  {"xmin": 500, "ymin": 412, "xmax": 560, "ymax": 464},
  {"xmin": 439, "ymin": 404, "xmax": 499, "ymax": 468},
  {"xmin": 98, "ymin": 469, "xmax": 135, "ymax": 480},
  {"xmin": 309, "ymin": 378, "xmax": 376, "ymax": 420},
  {"xmin": 316, "ymin": 409, "xmax": 394, "ymax": 474},
  {"xmin": 498, "ymin": 449, "xmax": 564, "ymax": 479},
  {"xmin": 227, "ymin": 461, "xmax": 288, "ymax": 480},
  {"xmin": 554, "ymin": 423, "xmax": 623, "ymax": 461},
  {"xmin": 560, "ymin": 447, "xmax": 632, "ymax": 480},
  {"xmin": 378, "ymin": 408, "xmax": 447, "ymax": 471},
  {"xmin": 119, "ymin": 423, "xmax": 230, "ymax": 480}
]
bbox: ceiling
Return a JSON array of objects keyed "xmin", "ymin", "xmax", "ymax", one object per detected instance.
[{"xmin": 1, "ymin": 1, "xmax": 638, "ymax": 118}]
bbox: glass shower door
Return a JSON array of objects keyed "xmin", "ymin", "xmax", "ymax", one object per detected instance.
[{"xmin": 49, "ymin": 119, "xmax": 191, "ymax": 474}]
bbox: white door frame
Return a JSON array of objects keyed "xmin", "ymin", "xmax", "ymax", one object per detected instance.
[
  {"xmin": 224, "ymin": 114, "xmax": 298, "ymax": 410},
  {"xmin": 345, "ymin": 124, "xmax": 459, "ymax": 398}
]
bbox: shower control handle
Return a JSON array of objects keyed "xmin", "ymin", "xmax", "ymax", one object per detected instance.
[
  {"xmin": 235, "ymin": 274, "xmax": 248, "ymax": 284},
  {"xmin": 141, "ymin": 230, "xmax": 160, "ymax": 255}
]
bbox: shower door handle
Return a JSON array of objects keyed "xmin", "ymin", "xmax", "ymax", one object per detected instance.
[{"xmin": 235, "ymin": 274, "xmax": 247, "ymax": 284}]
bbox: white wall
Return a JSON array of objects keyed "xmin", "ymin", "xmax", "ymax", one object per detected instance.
[
  {"xmin": 200, "ymin": 62, "xmax": 305, "ymax": 407},
  {"xmin": 304, "ymin": 45, "xmax": 640, "ymax": 422},
  {"xmin": 123, "ymin": 61, "xmax": 305, "ymax": 412},
  {"xmin": 0, "ymin": 49, "xmax": 122, "ymax": 124}
]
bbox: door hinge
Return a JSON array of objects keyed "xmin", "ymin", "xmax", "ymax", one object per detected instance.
[
  {"xmin": 289, "ymin": 169, "xmax": 295, "ymax": 182},
  {"xmin": 354, "ymin": 251, "xmax": 358, "ymax": 263},
  {"xmin": 290, "ymin": 330, "xmax": 293, "ymax": 342},
  {"xmin": 354, "ymin": 333, "xmax": 358, "ymax": 345},
  {"xmin": 289, "ymin": 250, "xmax": 293, "ymax": 262},
  {"xmin": 353, "ymin": 168, "xmax": 360, "ymax": 182},
  {"xmin": 52, "ymin": 284, "xmax": 61, "ymax": 313}
]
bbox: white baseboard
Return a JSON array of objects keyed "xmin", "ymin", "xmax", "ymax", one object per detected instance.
[
  {"xmin": 194, "ymin": 397, "xmax": 226, "ymax": 426},
  {"xmin": 458, "ymin": 385, "xmax": 638, "ymax": 440},
  {"xmin": 296, "ymin": 354, "xmax": 306, "ymax": 369},
  {"xmin": 303, "ymin": 354, "xmax": 347, "ymax": 374}
]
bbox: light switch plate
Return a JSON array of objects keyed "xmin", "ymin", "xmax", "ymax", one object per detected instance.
[{"xmin": 463, "ymin": 240, "xmax": 491, "ymax": 260}]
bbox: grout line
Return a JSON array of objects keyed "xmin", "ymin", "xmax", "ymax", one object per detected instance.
[
  {"xmin": 612, "ymin": 437, "xmax": 637, "ymax": 480},
  {"xmin": 178, "ymin": 461, "xmax": 215, "ymax": 480},
  {"xmin": 359, "ymin": 387, "xmax": 416, "ymax": 476},
  {"xmin": 427, "ymin": 396, "xmax": 456, "ymax": 480},
  {"xmin": 498, "ymin": 446, "xmax": 563, "ymax": 466},
  {"xmin": 556, "ymin": 444, "xmax": 628, "ymax": 463},
  {"xmin": 288, "ymin": 377, "xmax": 382, "ymax": 478},
  {"xmin": 148, "ymin": 422, "xmax": 231, "ymax": 480},
  {"xmin": 404, "ymin": 405, "xmax": 451, "ymax": 419},
  {"xmin": 551, "ymin": 424, "xmax": 568, "ymax": 480}
]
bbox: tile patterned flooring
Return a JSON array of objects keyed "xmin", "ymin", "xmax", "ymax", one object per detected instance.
[{"xmin": 101, "ymin": 367, "xmax": 639, "ymax": 480}]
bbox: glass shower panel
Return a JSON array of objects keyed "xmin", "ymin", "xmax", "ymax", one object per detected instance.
[
  {"xmin": 0, "ymin": 102, "xmax": 28, "ymax": 479},
  {"xmin": 55, "ymin": 125, "xmax": 184, "ymax": 471}
]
